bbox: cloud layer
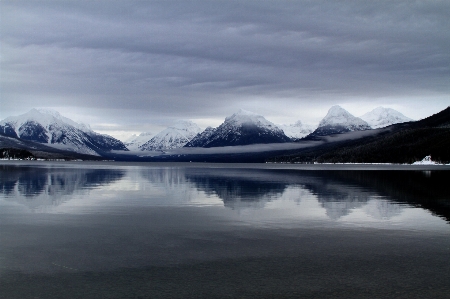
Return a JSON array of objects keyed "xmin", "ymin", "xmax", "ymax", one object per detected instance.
[{"xmin": 2, "ymin": 1, "xmax": 449, "ymax": 139}]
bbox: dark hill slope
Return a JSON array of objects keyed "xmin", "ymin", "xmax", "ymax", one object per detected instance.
[
  {"xmin": 411, "ymin": 106, "xmax": 450, "ymax": 128},
  {"xmin": 0, "ymin": 133, "xmax": 101, "ymax": 160},
  {"xmin": 269, "ymin": 107, "xmax": 450, "ymax": 164}
]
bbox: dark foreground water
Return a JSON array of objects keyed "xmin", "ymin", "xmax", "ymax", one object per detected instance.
[{"xmin": 1, "ymin": 161, "xmax": 449, "ymax": 298}]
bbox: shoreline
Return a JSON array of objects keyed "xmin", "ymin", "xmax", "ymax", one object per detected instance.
[{"xmin": 2, "ymin": 159, "xmax": 450, "ymax": 171}]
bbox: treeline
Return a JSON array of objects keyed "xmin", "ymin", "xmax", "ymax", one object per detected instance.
[
  {"xmin": 1, "ymin": 148, "xmax": 36, "ymax": 160},
  {"xmin": 269, "ymin": 128, "xmax": 450, "ymax": 164},
  {"xmin": 316, "ymin": 128, "xmax": 450, "ymax": 164}
]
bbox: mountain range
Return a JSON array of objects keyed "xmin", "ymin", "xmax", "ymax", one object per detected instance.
[
  {"xmin": 2, "ymin": 105, "xmax": 441, "ymax": 163},
  {"xmin": 139, "ymin": 106, "xmax": 411, "ymax": 151}
]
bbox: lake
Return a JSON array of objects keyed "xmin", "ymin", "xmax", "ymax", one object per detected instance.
[{"xmin": 1, "ymin": 161, "xmax": 449, "ymax": 298}]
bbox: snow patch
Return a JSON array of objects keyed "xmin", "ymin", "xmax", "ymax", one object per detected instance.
[{"xmin": 412, "ymin": 156, "xmax": 439, "ymax": 165}]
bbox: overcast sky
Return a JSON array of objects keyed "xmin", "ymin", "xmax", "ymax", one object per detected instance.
[{"xmin": 2, "ymin": 1, "xmax": 449, "ymax": 140}]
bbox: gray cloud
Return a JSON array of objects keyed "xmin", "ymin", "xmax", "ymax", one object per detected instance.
[{"xmin": 1, "ymin": 1, "xmax": 449, "ymax": 138}]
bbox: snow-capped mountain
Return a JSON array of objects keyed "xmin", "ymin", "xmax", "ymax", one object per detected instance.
[
  {"xmin": 360, "ymin": 107, "xmax": 413, "ymax": 129},
  {"xmin": 184, "ymin": 126, "xmax": 217, "ymax": 147},
  {"xmin": 278, "ymin": 121, "xmax": 315, "ymax": 141},
  {"xmin": 185, "ymin": 109, "xmax": 291, "ymax": 148},
  {"xmin": 0, "ymin": 109, "xmax": 128, "ymax": 156},
  {"xmin": 125, "ymin": 132, "xmax": 154, "ymax": 151},
  {"xmin": 306, "ymin": 105, "xmax": 371, "ymax": 139},
  {"xmin": 139, "ymin": 120, "xmax": 202, "ymax": 151}
]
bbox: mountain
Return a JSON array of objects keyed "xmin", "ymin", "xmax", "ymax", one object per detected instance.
[
  {"xmin": 360, "ymin": 107, "xmax": 413, "ymax": 129},
  {"xmin": 305, "ymin": 105, "xmax": 371, "ymax": 139},
  {"xmin": 0, "ymin": 109, "xmax": 128, "ymax": 156},
  {"xmin": 269, "ymin": 106, "xmax": 450, "ymax": 164},
  {"xmin": 0, "ymin": 133, "xmax": 103, "ymax": 160},
  {"xmin": 278, "ymin": 121, "xmax": 315, "ymax": 141},
  {"xmin": 184, "ymin": 126, "xmax": 217, "ymax": 147},
  {"xmin": 139, "ymin": 120, "xmax": 202, "ymax": 151},
  {"xmin": 125, "ymin": 132, "xmax": 154, "ymax": 151},
  {"xmin": 184, "ymin": 109, "xmax": 291, "ymax": 148}
]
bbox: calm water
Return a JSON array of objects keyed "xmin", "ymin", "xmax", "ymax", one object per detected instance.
[{"xmin": 1, "ymin": 161, "xmax": 449, "ymax": 298}]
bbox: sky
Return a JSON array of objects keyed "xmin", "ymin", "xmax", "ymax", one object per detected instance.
[{"xmin": 1, "ymin": 0, "xmax": 449, "ymax": 141}]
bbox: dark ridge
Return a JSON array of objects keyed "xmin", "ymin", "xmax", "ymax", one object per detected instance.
[
  {"xmin": 412, "ymin": 106, "xmax": 450, "ymax": 128},
  {"xmin": 269, "ymin": 107, "xmax": 450, "ymax": 164}
]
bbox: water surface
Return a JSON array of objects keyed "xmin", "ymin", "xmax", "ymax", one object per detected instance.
[{"xmin": 1, "ymin": 161, "xmax": 449, "ymax": 298}]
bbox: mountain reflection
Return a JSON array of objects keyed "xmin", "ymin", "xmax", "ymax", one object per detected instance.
[
  {"xmin": 185, "ymin": 169, "xmax": 287, "ymax": 209},
  {"xmin": 304, "ymin": 170, "xmax": 450, "ymax": 222},
  {"xmin": 299, "ymin": 176, "xmax": 372, "ymax": 220},
  {"xmin": 279, "ymin": 170, "xmax": 448, "ymax": 221},
  {"xmin": 0, "ymin": 165, "xmax": 125, "ymax": 210},
  {"xmin": 186, "ymin": 168, "xmax": 449, "ymax": 221},
  {"xmin": 186, "ymin": 168, "xmax": 386, "ymax": 217},
  {"xmin": 363, "ymin": 200, "xmax": 403, "ymax": 220},
  {"xmin": 140, "ymin": 167, "xmax": 187, "ymax": 188},
  {"xmin": 1, "ymin": 164, "xmax": 448, "ymax": 222}
]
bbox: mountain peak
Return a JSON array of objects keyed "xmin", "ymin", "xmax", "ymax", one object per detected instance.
[
  {"xmin": 139, "ymin": 132, "xmax": 153, "ymax": 137},
  {"xmin": 278, "ymin": 120, "xmax": 314, "ymax": 141},
  {"xmin": 185, "ymin": 110, "xmax": 290, "ymax": 148},
  {"xmin": 236, "ymin": 109, "xmax": 258, "ymax": 116},
  {"xmin": 329, "ymin": 105, "xmax": 346, "ymax": 112},
  {"xmin": 305, "ymin": 105, "xmax": 371, "ymax": 139},
  {"xmin": 319, "ymin": 105, "xmax": 368, "ymax": 127},
  {"xmin": 139, "ymin": 120, "xmax": 202, "ymax": 151},
  {"xmin": 0, "ymin": 109, "xmax": 127, "ymax": 155},
  {"xmin": 170, "ymin": 120, "xmax": 199, "ymax": 130},
  {"xmin": 37, "ymin": 108, "xmax": 62, "ymax": 118},
  {"xmin": 360, "ymin": 107, "xmax": 413, "ymax": 128},
  {"xmin": 225, "ymin": 109, "xmax": 261, "ymax": 122}
]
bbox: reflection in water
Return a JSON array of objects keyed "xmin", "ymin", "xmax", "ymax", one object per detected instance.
[
  {"xmin": 185, "ymin": 169, "xmax": 431, "ymax": 220},
  {"xmin": 185, "ymin": 169, "xmax": 287, "ymax": 209},
  {"xmin": 139, "ymin": 167, "xmax": 187, "ymax": 188},
  {"xmin": 0, "ymin": 165, "xmax": 125, "ymax": 210},
  {"xmin": 363, "ymin": 199, "xmax": 403, "ymax": 220},
  {"xmin": 313, "ymin": 170, "xmax": 450, "ymax": 222},
  {"xmin": 1, "ymin": 163, "xmax": 449, "ymax": 298},
  {"xmin": 1, "ymin": 164, "xmax": 449, "ymax": 222},
  {"xmin": 299, "ymin": 175, "xmax": 375, "ymax": 220}
]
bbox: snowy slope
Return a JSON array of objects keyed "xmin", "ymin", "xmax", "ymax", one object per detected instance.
[
  {"xmin": 125, "ymin": 132, "xmax": 154, "ymax": 151},
  {"xmin": 360, "ymin": 107, "xmax": 413, "ymax": 129},
  {"xmin": 278, "ymin": 121, "xmax": 315, "ymax": 141},
  {"xmin": 139, "ymin": 120, "xmax": 202, "ymax": 151},
  {"xmin": 0, "ymin": 109, "xmax": 128, "ymax": 156},
  {"xmin": 185, "ymin": 127, "xmax": 217, "ymax": 147},
  {"xmin": 185, "ymin": 109, "xmax": 291, "ymax": 147},
  {"xmin": 306, "ymin": 105, "xmax": 371, "ymax": 138}
]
